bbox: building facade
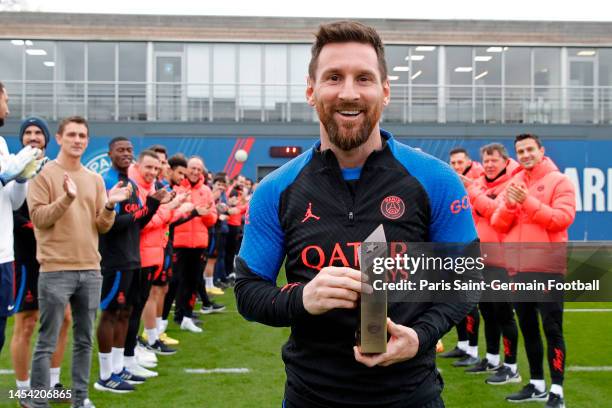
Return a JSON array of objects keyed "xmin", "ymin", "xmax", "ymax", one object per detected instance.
[{"xmin": 1, "ymin": 13, "xmax": 611, "ymax": 239}]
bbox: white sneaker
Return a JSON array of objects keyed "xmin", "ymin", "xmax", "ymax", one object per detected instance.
[
  {"xmin": 125, "ymin": 363, "xmax": 158, "ymax": 378},
  {"xmin": 180, "ymin": 317, "xmax": 203, "ymax": 333},
  {"xmin": 72, "ymin": 398, "xmax": 96, "ymax": 408},
  {"xmin": 135, "ymin": 345, "xmax": 158, "ymax": 367}
]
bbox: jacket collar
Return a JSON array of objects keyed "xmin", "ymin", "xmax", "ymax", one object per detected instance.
[
  {"xmin": 181, "ymin": 175, "xmax": 204, "ymax": 189},
  {"xmin": 128, "ymin": 164, "xmax": 153, "ymax": 190}
]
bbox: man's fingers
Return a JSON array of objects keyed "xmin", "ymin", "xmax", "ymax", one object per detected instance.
[
  {"xmin": 324, "ymin": 298, "xmax": 357, "ymax": 310},
  {"xmin": 385, "ymin": 318, "xmax": 402, "ymax": 337},
  {"xmin": 320, "ymin": 287, "xmax": 359, "ymax": 302},
  {"xmin": 323, "ymin": 275, "xmax": 371, "ymax": 294},
  {"xmin": 353, "ymin": 346, "xmax": 387, "ymax": 368},
  {"xmin": 323, "ymin": 266, "xmax": 369, "ymax": 282}
]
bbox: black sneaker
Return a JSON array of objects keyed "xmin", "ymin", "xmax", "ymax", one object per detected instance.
[
  {"xmin": 137, "ymin": 335, "xmax": 147, "ymax": 348},
  {"xmin": 200, "ymin": 302, "xmax": 226, "ymax": 314},
  {"xmin": 118, "ymin": 368, "xmax": 146, "ymax": 385},
  {"xmin": 465, "ymin": 358, "xmax": 502, "ymax": 374},
  {"xmin": 50, "ymin": 383, "xmax": 70, "ymax": 403},
  {"xmin": 452, "ymin": 355, "xmax": 480, "ymax": 367},
  {"xmin": 146, "ymin": 339, "xmax": 177, "ymax": 355},
  {"xmin": 506, "ymin": 383, "xmax": 547, "ymax": 403},
  {"xmin": 440, "ymin": 346, "xmax": 468, "ymax": 358},
  {"xmin": 545, "ymin": 392, "xmax": 565, "ymax": 408},
  {"xmin": 486, "ymin": 365, "xmax": 522, "ymax": 385}
]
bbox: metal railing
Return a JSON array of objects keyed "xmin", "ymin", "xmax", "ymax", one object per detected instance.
[{"xmin": 4, "ymin": 80, "xmax": 612, "ymax": 124}]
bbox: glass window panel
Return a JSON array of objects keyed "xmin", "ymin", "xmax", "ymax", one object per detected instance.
[
  {"xmin": 213, "ymin": 44, "xmax": 236, "ymax": 120},
  {"xmin": 385, "ymin": 45, "xmax": 409, "ymax": 123},
  {"xmin": 504, "ymin": 47, "xmax": 530, "ymax": 85},
  {"xmin": 119, "ymin": 43, "xmax": 146, "ymax": 120},
  {"xmin": 186, "ymin": 44, "xmax": 211, "ymax": 121},
  {"xmin": 88, "ymin": 42, "xmax": 115, "ymax": 81},
  {"xmin": 56, "ymin": 42, "xmax": 85, "ymax": 118},
  {"xmin": 88, "ymin": 42, "xmax": 116, "ymax": 120},
  {"xmin": 534, "ymin": 48, "xmax": 560, "ymax": 87},
  {"xmin": 0, "ymin": 40, "xmax": 23, "ymax": 80},
  {"xmin": 238, "ymin": 44, "xmax": 262, "ymax": 121},
  {"xmin": 474, "ymin": 46, "xmax": 502, "ymax": 123},
  {"xmin": 599, "ymin": 49, "xmax": 612, "ymax": 123},
  {"xmin": 533, "ymin": 48, "xmax": 560, "ymax": 123},
  {"xmin": 504, "ymin": 47, "xmax": 531, "ymax": 123},
  {"xmin": 25, "ymin": 41, "xmax": 54, "ymax": 118},
  {"xmin": 119, "ymin": 42, "xmax": 146, "ymax": 81},
  {"xmin": 599, "ymin": 49, "xmax": 612, "ymax": 86},
  {"xmin": 409, "ymin": 45, "xmax": 437, "ymax": 84},
  {"xmin": 410, "ymin": 45, "xmax": 437, "ymax": 122},
  {"xmin": 264, "ymin": 44, "xmax": 287, "ymax": 121},
  {"xmin": 446, "ymin": 46, "xmax": 472, "ymax": 122},
  {"xmin": 25, "ymin": 40, "xmax": 54, "ymax": 81},
  {"xmin": 288, "ymin": 44, "xmax": 311, "ymax": 121}
]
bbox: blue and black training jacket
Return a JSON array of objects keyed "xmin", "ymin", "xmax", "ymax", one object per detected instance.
[
  {"xmin": 235, "ymin": 130, "xmax": 478, "ymax": 408},
  {"xmin": 99, "ymin": 166, "xmax": 160, "ymax": 271}
]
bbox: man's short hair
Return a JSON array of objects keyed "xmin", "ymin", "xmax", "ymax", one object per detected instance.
[
  {"xmin": 308, "ymin": 21, "xmax": 388, "ymax": 82},
  {"xmin": 148, "ymin": 144, "xmax": 168, "ymax": 156},
  {"xmin": 109, "ymin": 136, "xmax": 130, "ymax": 150},
  {"xmin": 449, "ymin": 147, "xmax": 469, "ymax": 158},
  {"xmin": 213, "ymin": 175, "xmax": 226, "ymax": 184},
  {"xmin": 480, "ymin": 143, "xmax": 509, "ymax": 160},
  {"xmin": 514, "ymin": 133, "xmax": 542, "ymax": 148},
  {"xmin": 168, "ymin": 154, "xmax": 187, "ymax": 169},
  {"xmin": 58, "ymin": 116, "xmax": 89, "ymax": 136},
  {"xmin": 138, "ymin": 149, "xmax": 160, "ymax": 162}
]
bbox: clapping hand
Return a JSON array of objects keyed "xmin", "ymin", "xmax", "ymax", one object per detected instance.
[{"xmin": 107, "ymin": 181, "xmax": 133, "ymax": 204}]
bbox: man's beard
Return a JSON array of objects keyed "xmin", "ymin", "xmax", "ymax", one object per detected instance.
[{"xmin": 316, "ymin": 102, "xmax": 381, "ymax": 151}]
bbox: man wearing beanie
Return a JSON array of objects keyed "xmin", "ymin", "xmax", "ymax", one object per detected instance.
[{"xmin": 11, "ymin": 117, "xmax": 73, "ymax": 396}]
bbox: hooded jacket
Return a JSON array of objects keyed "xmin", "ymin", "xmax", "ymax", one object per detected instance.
[
  {"xmin": 490, "ymin": 156, "xmax": 576, "ymax": 273},
  {"xmin": 129, "ymin": 165, "xmax": 175, "ymax": 269},
  {"xmin": 463, "ymin": 160, "xmax": 484, "ymax": 180},
  {"xmin": 173, "ymin": 175, "xmax": 217, "ymax": 248}
]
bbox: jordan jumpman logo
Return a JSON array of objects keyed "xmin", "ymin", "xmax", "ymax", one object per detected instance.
[{"xmin": 301, "ymin": 202, "xmax": 320, "ymax": 223}]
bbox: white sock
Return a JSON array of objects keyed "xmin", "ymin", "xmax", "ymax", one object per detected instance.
[
  {"xmin": 550, "ymin": 384, "xmax": 564, "ymax": 398},
  {"xmin": 156, "ymin": 317, "xmax": 164, "ymax": 333},
  {"xmin": 504, "ymin": 363, "xmax": 518, "ymax": 373},
  {"xmin": 530, "ymin": 379, "xmax": 546, "ymax": 393},
  {"xmin": 467, "ymin": 346, "xmax": 478, "ymax": 358},
  {"xmin": 146, "ymin": 328, "xmax": 158, "ymax": 346},
  {"xmin": 161, "ymin": 319, "xmax": 168, "ymax": 333},
  {"xmin": 49, "ymin": 367, "xmax": 60, "ymax": 386},
  {"xmin": 98, "ymin": 352, "xmax": 113, "ymax": 381},
  {"xmin": 205, "ymin": 276, "xmax": 214, "ymax": 288},
  {"xmin": 124, "ymin": 356, "xmax": 136, "ymax": 367},
  {"xmin": 111, "ymin": 347, "xmax": 125, "ymax": 375},
  {"xmin": 486, "ymin": 353, "xmax": 500, "ymax": 366},
  {"xmin": 457, "ymin": 341, "xmax": 468, "ymax": 351},
  {"xmin": 16, "ymin": 378, "xmax": 30, "ymax": 389}
]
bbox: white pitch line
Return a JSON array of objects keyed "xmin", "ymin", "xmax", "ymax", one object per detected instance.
[
  {"xmin": 568, "ymin": 366, "xmax": 612, "ymax": 372},
  {"xmin": 0, "ymin": 369, "xmax": 15, "ymax": 375},
  {"xmin": 184, "ymin": 368, "xmax": 250, "ymax": 374},
  {"xmin": 565, "ymin": 309, "xmax": 612, "ymax": 312}
]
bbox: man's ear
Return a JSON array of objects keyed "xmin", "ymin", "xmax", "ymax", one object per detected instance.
[
  {"xmin": 306, "ymin": 76, "xmax": 316, "ymax": 107},
  {"xmin": 382, "ymin": 78, "xmax": 390, "ymax": 106}
]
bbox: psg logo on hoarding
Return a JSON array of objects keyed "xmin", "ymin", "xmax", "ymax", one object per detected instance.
[
  {"xmin": 380, "ymin": 196, "xmax": 405, "ymax": 220},
  {"xmin": 85, "ymin": 151, "xmax": 112, "ymax": 175}
]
